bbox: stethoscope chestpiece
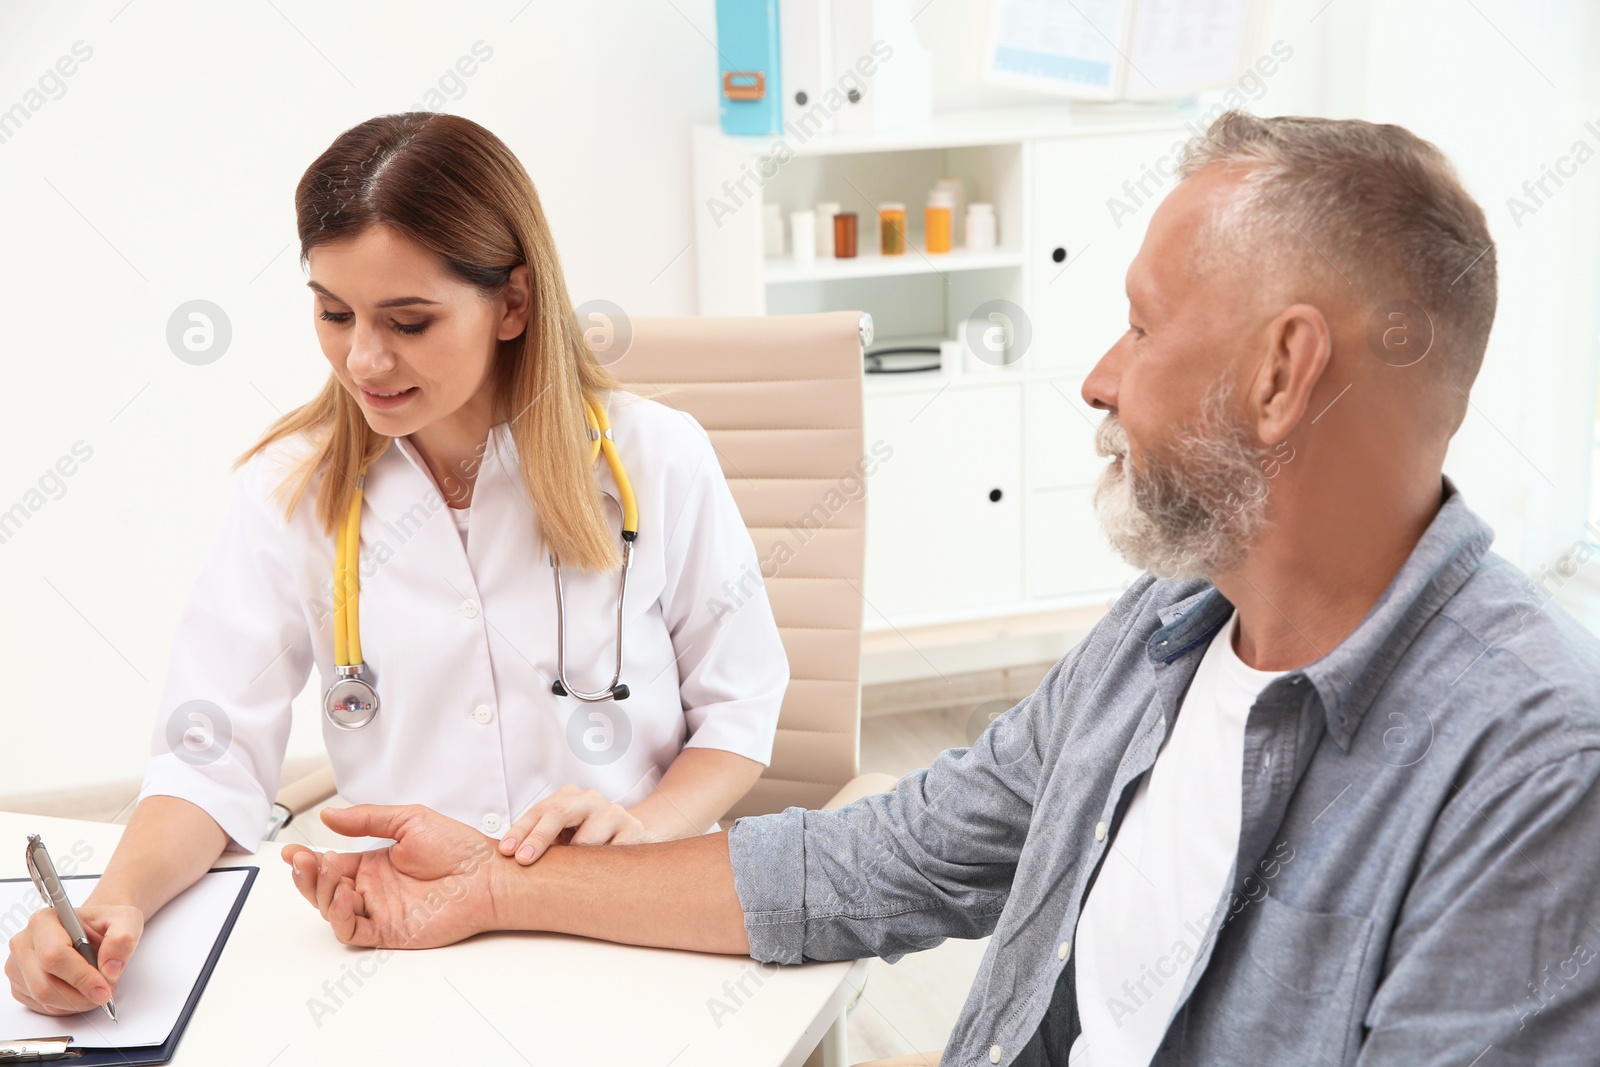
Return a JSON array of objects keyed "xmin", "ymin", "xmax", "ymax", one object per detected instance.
[{"xmin": 324, "ymin": 665, "xmax": 380, "ymax": 729}]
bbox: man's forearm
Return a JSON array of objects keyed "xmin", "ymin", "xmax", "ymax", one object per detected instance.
[{"xmin": 490, "ymin": 828, "xmax": 752, "ymax": 955}]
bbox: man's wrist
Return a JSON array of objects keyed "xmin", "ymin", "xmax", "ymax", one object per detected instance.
[{"xmin": 484, "ymin": 848, "xmax": 536, "ymax": 933}]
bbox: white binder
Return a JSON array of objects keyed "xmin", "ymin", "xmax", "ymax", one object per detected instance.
[
  {"xmin": 780, "ymin": 0, "xmax": 835, "ymax": 139},
  {"xmin": 829, "ymin": 0, "xmax": 933, "ymax": 137}
]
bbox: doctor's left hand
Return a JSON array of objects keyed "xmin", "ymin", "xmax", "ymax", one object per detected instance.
[
  {"xmin": 498, "ymin": 785, "xmax": 650, "ymax": 865},
  {"xmin": 280, "ymin": 805, "xmax": 500, "ymax": 949}
]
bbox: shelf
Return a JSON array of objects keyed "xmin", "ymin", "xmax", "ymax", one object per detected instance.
[
  {"xmin": 764, "ymin": 246, "xmax": 1023, "ymax": 284},
  {"xmin": 693, "ymin": 101, "xmax": 1189, "ymax": 158}
]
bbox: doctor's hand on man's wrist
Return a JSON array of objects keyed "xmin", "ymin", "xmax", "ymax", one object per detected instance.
[
  {"xmin": 280, "ymin": 804, "xmax": 505, "ymax": 948},
  {"xmin": 497, "ymin": 785, "xmax": 650, "ymax": 866}
]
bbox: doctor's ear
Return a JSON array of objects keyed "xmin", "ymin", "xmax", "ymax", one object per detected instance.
[{"xmin": 495, "ymin": 264, "xmax": 533, "ymax": 342}]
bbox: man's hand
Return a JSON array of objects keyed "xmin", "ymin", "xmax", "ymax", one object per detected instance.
[{"xmin": 280, "ymin": 805, "xmax": 502, "ymax": 949}]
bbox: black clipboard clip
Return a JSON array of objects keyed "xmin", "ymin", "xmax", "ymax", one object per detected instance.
[{"xmin": 0, "ymin": 1035, "xmax": 82, "ymax": 1061}]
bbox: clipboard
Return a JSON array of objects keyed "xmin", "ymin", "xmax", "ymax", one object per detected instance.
[{"xmin": 0, "ymin": 866, "xmax": 257, "ymax": 1065}]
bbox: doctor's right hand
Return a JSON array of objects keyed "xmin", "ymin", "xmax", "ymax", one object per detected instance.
[{"xmin": 5, "ymin": 902, "xmax": 144, "ymax": 1016}]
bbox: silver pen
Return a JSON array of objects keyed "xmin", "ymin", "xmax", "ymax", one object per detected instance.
[{"xmin": 24, "ymin": 834, "xmax": 117, "ymax": 1022}]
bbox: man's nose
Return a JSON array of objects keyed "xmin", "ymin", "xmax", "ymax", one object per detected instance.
[{"xmin": 1082, "ymin": 337, "xmax": 1124, "ymax": 412}]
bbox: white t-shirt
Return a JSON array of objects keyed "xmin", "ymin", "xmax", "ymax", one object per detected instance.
[
  {"xmin": 1069, "ymin": 609, "xmax": 1286, "ymax": 1066},
  {"xmin": 449, "ymin": 502, "xmax": 470, "ymax": 548}
]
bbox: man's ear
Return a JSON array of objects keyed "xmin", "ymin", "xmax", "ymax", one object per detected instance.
[{"xmin": 1253, "ymin": 302, "xmax": 1333, "ymax": 446}]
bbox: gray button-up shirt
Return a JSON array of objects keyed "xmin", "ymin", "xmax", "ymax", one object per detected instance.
[{"xmin": 727, "ymin": 477, "xmax": 1600, "ymax": 1065}]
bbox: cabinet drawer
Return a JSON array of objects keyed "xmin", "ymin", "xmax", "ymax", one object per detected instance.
[
  {"xmin": 1029, "ymin": 129, "xmax": 1187, "ymax": 376},
  {"xmin": 1024, "ymin": 377, "xmax": 1109, "ymax": 489},
  {"xmin": 1025, "ymin": 486, "xmax": 1140, "ymax": 599},
  {"xmin": 864, "ymin": 385, "xmax": 1023, "ymax": 619}
]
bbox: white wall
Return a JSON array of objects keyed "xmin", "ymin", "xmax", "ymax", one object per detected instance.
[
  {"xmin": 3, "ymin": 0, "xmax": 1597, "ymax": 796},
  {"xmin": 0, "ymin": 0, "xmax": 724, "ymax": 796}
]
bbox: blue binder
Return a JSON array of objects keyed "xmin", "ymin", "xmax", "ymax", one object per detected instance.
[
  {"xmin": 0, "ymin": 866, "xmax": 257, "ymax": 1065},
  {"xmin": 715, "ymin": 0, "xmax": 783, "ymax": 135}
]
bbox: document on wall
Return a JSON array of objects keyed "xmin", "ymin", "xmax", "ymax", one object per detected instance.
[
  {"xmin": 978, "ymin": 0, "xmax": 1264, "ymax": 100},
  {"xmin": 0, "ymin": 865, "xmax": 255, "ymax": 1062},
  {"xmin": 1125, "ymin": 0, "xmax": 1260, "ymax": 97},
  {"xmin": 981, "ymin": 0, "xmax": 1129, "ymax": 98}
]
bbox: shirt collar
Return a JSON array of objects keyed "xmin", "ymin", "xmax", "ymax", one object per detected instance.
[
  {"xmin": 1144, "ymin": 475, "xmax": 1493, "ymax": 749},
  {"xmin": 386, "ymin": 420, "xmax": 513, "ymax": 484}
]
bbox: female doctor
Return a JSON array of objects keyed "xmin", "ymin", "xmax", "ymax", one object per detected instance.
[{"xmin": 5, "ymin": 112, "xmax": 788, "ymax": 1017}]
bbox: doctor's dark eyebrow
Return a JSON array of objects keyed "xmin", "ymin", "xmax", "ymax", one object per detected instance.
[{"xmin": 306, "ymin": 281, "xmax": 441, "ymax": 308}]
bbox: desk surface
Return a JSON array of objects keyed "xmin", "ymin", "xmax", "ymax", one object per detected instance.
[{"xmin": 1, "ymin": 810, "xmax": 868, "ymax": 1067}]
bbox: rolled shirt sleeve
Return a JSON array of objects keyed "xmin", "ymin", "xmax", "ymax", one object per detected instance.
[
  {"xmin": 654, "ymin": 412, "xmax": 787, "ymax": 767},
  {"xmin": 727, "ymin": 648, "xmax": 1074, "ymax": 965},
  {"xmin": 136, "ymin": 444, "xmax": 315, "ymax": 855}
]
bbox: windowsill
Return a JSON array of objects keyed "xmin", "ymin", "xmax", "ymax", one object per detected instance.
[{"xmin": 1554, "ymin": 576, "xmax": 1600, "ymax": 640}]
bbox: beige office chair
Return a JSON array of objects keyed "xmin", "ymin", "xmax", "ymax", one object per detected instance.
[{"xmin": 610, "ymin": 309, "xmax": 898, "ymax": 818}]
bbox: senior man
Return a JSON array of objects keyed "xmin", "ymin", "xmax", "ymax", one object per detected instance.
[{"xmin": 285, "ymin": 110, "xmax": 1600, "ymax": 1065}]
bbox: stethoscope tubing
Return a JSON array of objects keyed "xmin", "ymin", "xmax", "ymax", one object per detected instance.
[{"xmin": 322, "ymin": 396, "xmax": 637, "ymax": 729}]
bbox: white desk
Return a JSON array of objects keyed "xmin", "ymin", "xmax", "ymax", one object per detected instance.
[{"xmin": 1, "ymin": 810, "xmax": 870, "ymax": 1066}]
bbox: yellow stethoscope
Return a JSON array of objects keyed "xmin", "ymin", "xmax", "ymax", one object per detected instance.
[{"xmin": 322, "ymin": 397, "xmax": 639, "ymax": 730}]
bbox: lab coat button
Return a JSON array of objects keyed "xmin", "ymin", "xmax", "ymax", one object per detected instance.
[
  {"xmin": 472, "ymin": 704, "xmax": 495, "ymax": 724},
  {"xmin": 1094, "ymin": 821, "xmax": 1107, "ymax": 842},
  {"xmin": 1058, "ymin": 939, "xmax": 1071, "ymax": 961},
  {"xmin": 461, "ymin": 598, "xmax": 481, "ymax": 618},
  {"xmin": 480, "ymin": 812, "xmax": 501, "ymax": 833},
  {"xmin": 989, "ymin": 1044, "xmax": 1003, "ymax": 1064}
]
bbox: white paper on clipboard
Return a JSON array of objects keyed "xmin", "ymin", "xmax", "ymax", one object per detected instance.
[{"xmin": 0, "ymin": 868, "xmax": 251, "ymax": 1050}]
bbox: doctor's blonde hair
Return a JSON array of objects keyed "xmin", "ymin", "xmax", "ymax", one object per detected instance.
[{"xmin": 237, "ymin": 112, "xmax": 624, "ymax": 571}]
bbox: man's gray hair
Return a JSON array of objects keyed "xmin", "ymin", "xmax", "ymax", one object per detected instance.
[{"xmin": 1177, "ymin": 110, "xmax": 1497, "ymax": 396}]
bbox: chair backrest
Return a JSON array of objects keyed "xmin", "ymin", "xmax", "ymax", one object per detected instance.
[{"xmin": 613, "ymin": 311, "xmax": 868, "ymax": 820}]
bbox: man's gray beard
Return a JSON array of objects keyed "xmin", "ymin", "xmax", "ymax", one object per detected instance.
[{"xmin": 1092, "ymin": 379, "xmax": 1274, "ymax": 581}]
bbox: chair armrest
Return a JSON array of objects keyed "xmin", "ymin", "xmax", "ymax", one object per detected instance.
[
  {"xmin": 275, "ymin": 761, "xmax": 339, "ymax": 819},
  {"xmin": 823, "ymin": 772, "xmax": 900, "ymax": 811},
  {"xmin": 850, "ymin": 1052, "xmax": 943, "ymax": 1067}
]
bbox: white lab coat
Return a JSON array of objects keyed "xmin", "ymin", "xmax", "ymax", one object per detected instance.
[{"xmin": 136, "ymin": 391, "xmax": 788, "ymax": 854}]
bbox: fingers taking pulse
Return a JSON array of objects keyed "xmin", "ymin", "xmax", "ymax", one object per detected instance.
[{"xmin": 497, "ymin": 785, "xmax": 650, "ymax": 865}]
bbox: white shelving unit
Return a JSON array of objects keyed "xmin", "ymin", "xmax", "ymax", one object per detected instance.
[
  {"xmin": 762, "ymin": 245, "xmax": 1025, "ymax": 283},
  {"xmin": 691, "ymin": 105, "xmax": 1190, "ymax": 651}
]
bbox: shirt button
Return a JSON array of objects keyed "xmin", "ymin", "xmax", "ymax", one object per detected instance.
[
  {"xmin": 1094, "ymin": 821, "xmax": 1107, "ymax": 842},
  {"xmin": 1157, "ymin": 715, "xmax": 1166, "ymax": 728},
  {"xmin": 989, "ymin": 1045, "xmax": 1003, "ymax": 1064},
  {"xmin": 461, "ymin": 598, "xmax": 481, "ymax": 618},
  {"xmin": 1058, "ymin": 939, "xmax": 1071, "ymax": 961},
  {"xmin": 480, "ymin": 812, "xmax": 501, "ymax": 833},
  {"xmin": 472, "ymin": 704, "xmax": 495, "ymax": 724}
]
